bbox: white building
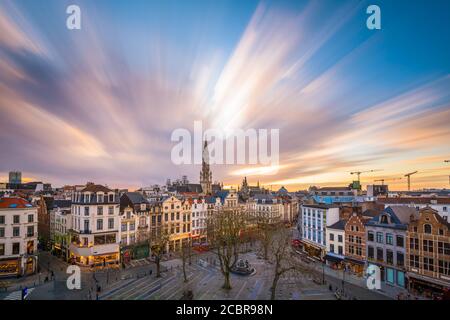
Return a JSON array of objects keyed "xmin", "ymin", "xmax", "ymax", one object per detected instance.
[
  {"xmin": 299, "ymin": 204, "xmax": 340, "ymax": 259},
  {"xmin": 69, "ymin": 183, "xmax": 120, "ymax": 267},
  {"xmin": 190, "ymin": 198, "xmax": 208, "ymax": 244},
  {"xmin": 325, "ymin": 219, "xmax": 347, "ymax": 268},
  {"xmin": 0, "ymin": 197, "xmax": 38, "ymax": 277}
]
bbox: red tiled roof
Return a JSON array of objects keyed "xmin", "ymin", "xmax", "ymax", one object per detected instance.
[{"xmin": 0, "ymin": 197, "xmax": 34, "ymax": 209}]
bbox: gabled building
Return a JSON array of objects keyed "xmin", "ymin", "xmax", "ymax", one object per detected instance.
[
  {"xmin": 343, "ymin": 209, "xmax": 381, "ymax": 275},
  {"xmin": 406, "ymin": 207, "xmax": 450, "ymax": 298},
  {"xmin": 366, "ymin": 206, "xmax": 418, "ymax": 288}
]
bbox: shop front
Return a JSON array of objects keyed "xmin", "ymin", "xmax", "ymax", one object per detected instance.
[
  {"xmin": 344, "ymin": 257, "xmax": 365, "ymax": 276},
  {"xmin": 408, "ymin": 273, "xmax": 450, "ymax": 299},
  {"xmin": 325, "ymin": 253, "xmax": 344, "ymax": 269},
  {"xmin": 302, "ymin": 241, "xmax": 324, "ymax": 260},
  {"xmin": 0, "ymin": 258, "xmax": 20, "ymax": 277}
]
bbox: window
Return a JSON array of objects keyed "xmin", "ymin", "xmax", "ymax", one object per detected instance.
[
  {"xmin": 330, "ymin": 244, "xmax": 335, "ymax": 253},
  {"xmin": 27, "ymin": 226, "xmax": 34, "ymax": 237},
  {"xmin": 0, "ymin": 227, "xmax": 4, "ymax": 237},
  {"xmin": 121, "ymin": 223, "xmax": 127, "ymax": 232},
  {"xmin": 329, "ymin": 233, "xmax": 334, "ymax": 241},
  {"xmin": 410, "ymin": 238, "xmax": 419, "ymax": 250},
  {"xmin": 410, "ymin": 255, "xmax": 420, "ymax": 268},
  {"xmin": 84, "ymin": 207, "xmax": 89, "ymax": 216},
  {"xmin": 386, "ymin": 234, "xmax": 393, "ymax": 245},
  {"xmin": 165, "ymin": 213, "xmax": 168, "ymax": 221},
  {"xmin": 109, "ymin": 194, "xmax": 114, "ymax": 202},
  {"xmin": 377, "ymin": 248, "xmax": 384, "ymax": 261},
  {"xmin": 108, "ymin": 206, "xmax": 114, "ymax": 215},
  {"xmin": 438, "ymin": 260, "xmax": 450, "ymax": 275},
  {"xmin": 338, "ymin": 235, "xmax": 343, "ymax": 243},
  {"xmin": 356, "ymin": 247, "xmax": 362, "ymax": 256},
  {"xmin": 0, "ymin": 216, "xmax": 4, "ymax": 224},
  {"xmin": 13, "ymin": 227, "xmax": 20, "ymax": 237},
  {"xmin": 13, "ymin": 215, "xmax": 20, "ymax": 224},
  {"xmin": 386, "ymin": 250, "xmax": 394, "ymax": 265},
  {"xmin": 97, "ymin": 206, "xmax": 103, "ymax": 215},
  {"xmin": 368, "ymin": 231, "xmax": 374, "ymax": 242},
  {"xmin": 84, "ymin": 220, "xmax": 89, "ymax": 231},
  {"xmin": 437, "ymin": 242, "xmax": 450, "ymax": 255},
  {"xmin": 171, "ymin": 213, "xmax": 174, "ymax": 221},
  {"xmin": 423, "ymin": 257, "xmax": 434, "ymax": 271},
  {"xmin": 108, "ymin": 218, "xmax": 114, "ymax": 229},
  {"xmin": 28, "ymin": 214, "xmax": 34, "ymax": 223},
  {"xmin": 368, "ymin": 246, "xmax": 374, "ymax": 259},
  {"xmin": 397, "ymin": 252, "xmax": 404, "ymax": 267},
  {"xmin": 396, "ymin": 235, "xmax": 404, "ymax": 248},
  {"xmin": 0, "ymin": 243, "xmax": 4, "ymax": 255},
  {"xmin": 12, "ymin": 242, "xmax": 20, "ymax": 255},
  {"xmin": 424, "ymin": 224, "xmax": 432, "ymax": 234},
  {"xmin": 338, "ymin": 246, "xmax": 343, "ymax": 255},
  {"xmin": 423, "ymin": 240, "xmax": 434, "ymax": 253},
  {"xmin": 439, "ymin": 229, "xmax": 444, "ymax": 236},
  {"xmin": 130, "ymin": 223, "xmax": 135, "ymax": 231},
  {"xmin": 376, "ymin": 232, "xmax": 383, "ymax": 243},
  {"xmin": 97, "ymin": 219, "xmax": 103, "ymax": 230},
  {"xmin": 380, "ymin": 215, "xmax": 389, "ymax": 224}
]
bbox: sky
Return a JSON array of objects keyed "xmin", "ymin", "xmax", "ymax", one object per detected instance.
[{"xmin": 0, "ymin": 0, "xmax": 449, "ymax": 191}]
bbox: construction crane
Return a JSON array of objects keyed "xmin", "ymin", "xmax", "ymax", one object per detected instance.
[
  {"xmin": 404, "ymin": 171, "xmax": 418, "ymax": 191},
  {"xmin": 350, "ymin": 169, "xmax": 383, "ymax": 183},
  {"xmin": 374, "ymin": 177, "xmax": 402, "ymax": 186}
]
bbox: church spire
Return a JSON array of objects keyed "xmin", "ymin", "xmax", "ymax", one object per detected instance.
[{"xmin": 200, "ymin": 139, "xmax": 212, "ymax": 195}]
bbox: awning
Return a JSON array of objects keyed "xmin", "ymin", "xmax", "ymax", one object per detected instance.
[
  {"xmin": 407, "ymin": 272, "xmax": 450, "ymax": 289},
  {"xmin": 325, "ymin": 254, "xmax": 344, "ymax": 263},
  {"xmin": 344, "ymin": 257, "xmax": 365, "ymax": 265}
]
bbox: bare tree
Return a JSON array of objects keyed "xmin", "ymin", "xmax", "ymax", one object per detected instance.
[
  {"xmin": 207, "ymin": 207, "xmax": 247, "ymax": 290},
  {"xmin": 150, "ymin": 227, "xmax": 170, "ymax": 278},
  {"xmin": 257, "ymin": 215, "xmax": 279, "ymax": 260},
  {"xmin": 268, "ymin": 226, "xmax": 313, "ymax": 300},
  {"xmin": 181, "ymin": 238, "xmax": 192, "ymax": 283}
]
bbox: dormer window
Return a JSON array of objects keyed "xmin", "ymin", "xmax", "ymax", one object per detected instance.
[
  {"xmin": 380, "ymin": 215, "xmax": 389, "ymax": 224},
  {"xmin": 424, "ymin": 224, "xmax": 432, "ymax": 234},
  {"xmin": 109, "ymin": 194, "xmax": 114, "ymax": 202}
]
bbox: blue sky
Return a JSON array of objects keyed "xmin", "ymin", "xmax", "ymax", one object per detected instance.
[{"xmin": 0, "ymin": 0, "xmax": 449, "ymax": 190}]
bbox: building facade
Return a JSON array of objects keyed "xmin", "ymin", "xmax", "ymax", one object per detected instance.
[
  {"xmin": 69, "ymin": 184, "xmax": 120, "ymax": 267},
  {"xmin": 299, "ymin": 204, "xmax": 340, "ymax": 260},
  {"xmin": 406, "ymin": 207, "xmax": 450, "ymax": 298},
  {"xmin": 366, "ymin": 207, "xmax": 417, "ymax": 288},
  {"xmin": 325, "ymin": 220, "xmax": 346, "ymax": 269},
  {"xmin": 0, "ymin": 197, "xmax": 38, "ymax": 277},
  {"xmin": 162, "ymin": 196, "xmax": 191, "ymax": 252}
]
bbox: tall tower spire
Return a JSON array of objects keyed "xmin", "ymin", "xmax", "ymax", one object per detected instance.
[{"xmin": 200, "ymin": 140, "xmax": 212, "ymax": 195}]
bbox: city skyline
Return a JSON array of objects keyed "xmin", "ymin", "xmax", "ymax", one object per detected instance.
[{"xmin": 1, "ymin": 0, "xmax": 450, "ymax": 191}]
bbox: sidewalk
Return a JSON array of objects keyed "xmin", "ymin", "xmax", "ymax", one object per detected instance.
[{"xmin": 292, "ymin": 249, "xmax": 415, "ymax": 300}]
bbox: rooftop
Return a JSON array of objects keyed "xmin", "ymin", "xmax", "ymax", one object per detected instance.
[{"xmin": 0, "ymin": 197, "xmax": 34, "ymax": 209}]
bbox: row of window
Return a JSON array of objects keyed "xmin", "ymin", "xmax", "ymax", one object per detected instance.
[
  {"xmin": 0, "ymin": 214, "xmax": 34, "ymax": 224},
  {"xmin": 0, "ymin": 226, "xmax": 35, "ymax": 238},
  {"xmin": 409, "ymin": 255, "xmax": 450, "ymax": 275},
  {"xmin": 368, "ymin": 246, "xmax": 404, "ymax": 266},
  {"xmin": 74, "ymin": 206, "xmax": 115, "ymax": 216},
  {"xmin": 73, "ymin": 193, "xmax": 115, "ymax": 203},
  {"xmin": 0, "ymin": 241, "xmax": 34, "ymax": 255},
  {"xmin": 409, "ymin": 238, "xmax": 450, "ymax": 255},
  {"xmin": 329, "ymin": 233, "xmax": 343, "ymax": 243},
  {"xmin": 367, "ymin": 232, "xmax": 404, "ymax": 247}
]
